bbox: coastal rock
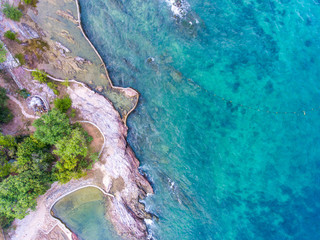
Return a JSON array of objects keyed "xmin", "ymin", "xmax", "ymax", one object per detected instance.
[
  {"xmin": 68, "ymin": 84, "xmax": 153, "ymax": 240},
  {"xmin": 56, "ymin": 10, "xmax": 78, "ymax": 25},
  {"xmin": 55, "ymin": 41, "xmax": 71, "ymax": 55},
  {"xmin": 20, "ymin": 23, "xmax": 40, "ymax": 39},
  {"xmin": 95, "ymin": 85, "xmax": 103, "ymax": 92}
]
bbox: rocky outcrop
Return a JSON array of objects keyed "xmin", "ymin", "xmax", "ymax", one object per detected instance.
[{"xmin": 68, "ymin": 83, "xmax": 153, "ymax": 239}]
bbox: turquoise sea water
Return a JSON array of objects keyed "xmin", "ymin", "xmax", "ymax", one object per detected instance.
[{"xmin": 79, "ymin": 0, "xmax": 320, "ymax": 239}]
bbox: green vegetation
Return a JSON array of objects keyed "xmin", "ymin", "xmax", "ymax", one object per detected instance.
[
  {"xmin": 0, "ymin": 134, "xmax": 16, "ymax": 179},
  {"xmin": 54, "ymin": 96, "xmax": 72, "ymax": 113},
  {"xmin": 70, "ymin": 108, "xmax": 76, "ymax": 118},
  {"xmin": 47, "ymin": 82, "xmax": 59, "ymax": 95},
  {"xmin": 3, "ymin": 4, "xmax": 23, "ymax": 22},
  {"xmin": 32, "ymin": 70, "xmax": 59, "ymax": 95},
  {"xmin": 0, "ymin": 44, "xmax": 7, "ymax": 63},
  {"xmin": 32, "ymin": 69, "xmax": 48, "ymax": 83},
  {"xmin": 14, "ymin": 53, "xmax": 25, "ymax": 66},
  {"xmin": 23, "ymin": 0, "xmax": 38, "ymax": 7},
  {"xmin": 0, "ymin": 170, "xmax": 51, "ymax": 219},
  {"xmin": 33, "ymin": 108, "xmax": 71, "ymax": 145},
  {"xmin": 16, "ymin": 137, "xmax": 54, "ymax": 173},
  {"xmin": 0, "ymin": 87, "xmax": 13, "ymax": 124},
  {"xmin": 4, "ymin": 30, "xmax": 16, "ymax": 41},
  {"xmin": 0, "ymin": 106, "xmax": 97, "ymax": 227},
  {"xmin": 61, "ymin": 79, "xmax": 69, "ymax": 87},
  {"xmin": 54, "ymin": 128, "xmax": 90, "ymax": 183},
  {"xmin": 33, "ymin": 111, "xmax": 95, "ymax": 183},
  {"xmin": 17, "ymin": 89, "xmax": 30, "ymax": 99},
  {"xmin": 0, "ymin": 133, "xmax": 52, "ymax": 223}
]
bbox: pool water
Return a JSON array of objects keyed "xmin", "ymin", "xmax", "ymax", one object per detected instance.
[{"xmin": 52, "ymin": 187, "xmax": 121, "ymax": 240}]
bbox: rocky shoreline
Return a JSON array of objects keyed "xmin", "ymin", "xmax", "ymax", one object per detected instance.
[{"xmin": 0, "ymin": 0, "xmax": 153, "ymax": 239}]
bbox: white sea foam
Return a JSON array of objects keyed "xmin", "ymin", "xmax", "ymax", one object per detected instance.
[
  {"xmin": 145, "ymin": 218, "xmax": 154, "ymax": 225},
  {"xmin": 164, "ymin": 0, "xmax": 190, "ymax": 18}
]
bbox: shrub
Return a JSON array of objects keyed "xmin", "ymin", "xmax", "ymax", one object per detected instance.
[
  {"xmin": 3, "ymin": 4, "xmax": 23, "ymax": 22},
  {"xmin": 47, "ymin": 82, "xmax": 59, "ymax": 95},
  {"xmin": 23, "ymin": 0, "xmax": 38, "ymax": 7},
  {"xmin": 14, "ymin": 53, "xmax": 25, "ymax": 65},
  {"xmin": 52, "ymin": 88, "xmax": 59, "ymax": 95},
  {"xmin": 17, "ymin": 89, "xmax": 30, "ymax": 99},
  {"xmin": 4, "ymin": 30, "xmax": 16, "ymax": 41},
  {"xmin": 61, "ymin": 79, "xmax": 69, "ymax": 87},
  {"xmin": 54, "ymin": 96, "xmax": 72, "ymax": 113},
  {"xmin": 0, "ymin": 44, "xmax": 6, "ymax": 63},
  {"xmin": 32, "ymin": 69, "xmax": 47, "ymax": 83},
  {"xmin": 70, "ymin": 108, "xmax": 76, "ymax": 118}
]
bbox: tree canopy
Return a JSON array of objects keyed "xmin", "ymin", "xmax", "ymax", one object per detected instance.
[
  {"xmin": 0, "ymin": 170, "xmax": 50, "ymax": 219},
  {"xmin": 53, "ymin": 128, "xmax": 89, "ymax": 183},
  {"xmin": 0, "ymin": 106, "xmax": 97, "ymax": 226},
  {"xmin": 0, "ymin": 133, "xmax": 16, "ymax": 179},
  {"xmin": 0, "ymin": 87, "xmax": 12, "ymax": 124},
  {"xmin": 54, "ymin": 95, "xmax": 72, "ymax": 113},
  {"xmin": 16, "ymin": 137, "xmax": 54, "ymax": 173},
  {"xmin": 33, "ymin": 108, "xmax": 71, "ymax": 145}
]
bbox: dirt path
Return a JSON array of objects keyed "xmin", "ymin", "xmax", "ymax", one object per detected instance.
[{"xmin": 7, "ymin": 95, "xmax": 39, "ymax": 119}]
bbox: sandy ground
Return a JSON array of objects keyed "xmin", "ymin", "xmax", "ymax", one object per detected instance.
[{"xmin": 79, "ymin": 122, "xmax": 104, "ymax": 154}]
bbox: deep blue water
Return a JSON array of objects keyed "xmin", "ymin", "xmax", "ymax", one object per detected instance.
[{"xmin": 79, "ymin": 0, "xmax": 320, "ymax": 239}]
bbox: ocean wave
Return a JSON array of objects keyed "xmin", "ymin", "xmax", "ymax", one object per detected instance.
[{"xmin": 164, "ymin": 0, "xmax": 190, "ymax": 18}]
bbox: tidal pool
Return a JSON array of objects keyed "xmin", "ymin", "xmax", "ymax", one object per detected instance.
[{"xmin": 51, "ymin": 187, "xmax": 121, "ymax": 240}]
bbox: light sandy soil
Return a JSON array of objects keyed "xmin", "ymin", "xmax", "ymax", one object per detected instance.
[{"xmin": 78, "ymin": 122, "xmax": 104, "ymax": 154}]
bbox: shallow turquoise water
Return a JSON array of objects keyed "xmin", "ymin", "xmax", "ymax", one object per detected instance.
[{"xmin": 79, "ymin": 0, "xmax": 320, "ymax": 239}]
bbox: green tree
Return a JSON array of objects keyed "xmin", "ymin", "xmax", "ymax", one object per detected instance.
[
  {"xmin": 4, "ymin": 30, "xmax": 16, "ymax": 40},
  {"xmin": 3, "ymin": 4, "xmax": 23, "ymax": 22},
  {"xmin": 33, "ymin": 108, "xmax": 71, "ymax": 145},
  {"xmin": 53, "ymin": 128, "xmax": 89, "ymax": 183},
  {"xmin": 0, "ymin": 44, "xmax": 7, "ymax": 64},
  {"xmin": 0, "ymin": 134, "xmax": 16, "ymax": 149},
  {"xmin": 0, "ymin": 170, "xmax": 50, "ymax": 219},
  {"xmin": 0, "ymin": 87, "xmax": 12, "ymax": 124},
  {"xmin": 0, "ymin": 133, "xmax": 17, "ymax": 179},
  {"xmin": 54, "ymin": 95, "xmax": 72, "ymax": 113},
  {"xmin": 0, "ymin": 153, "xmax": 12, "ymax": 179},
  {"xmin": 16, "ymin": 137, "xmax": 54, "ymax": 173}
]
